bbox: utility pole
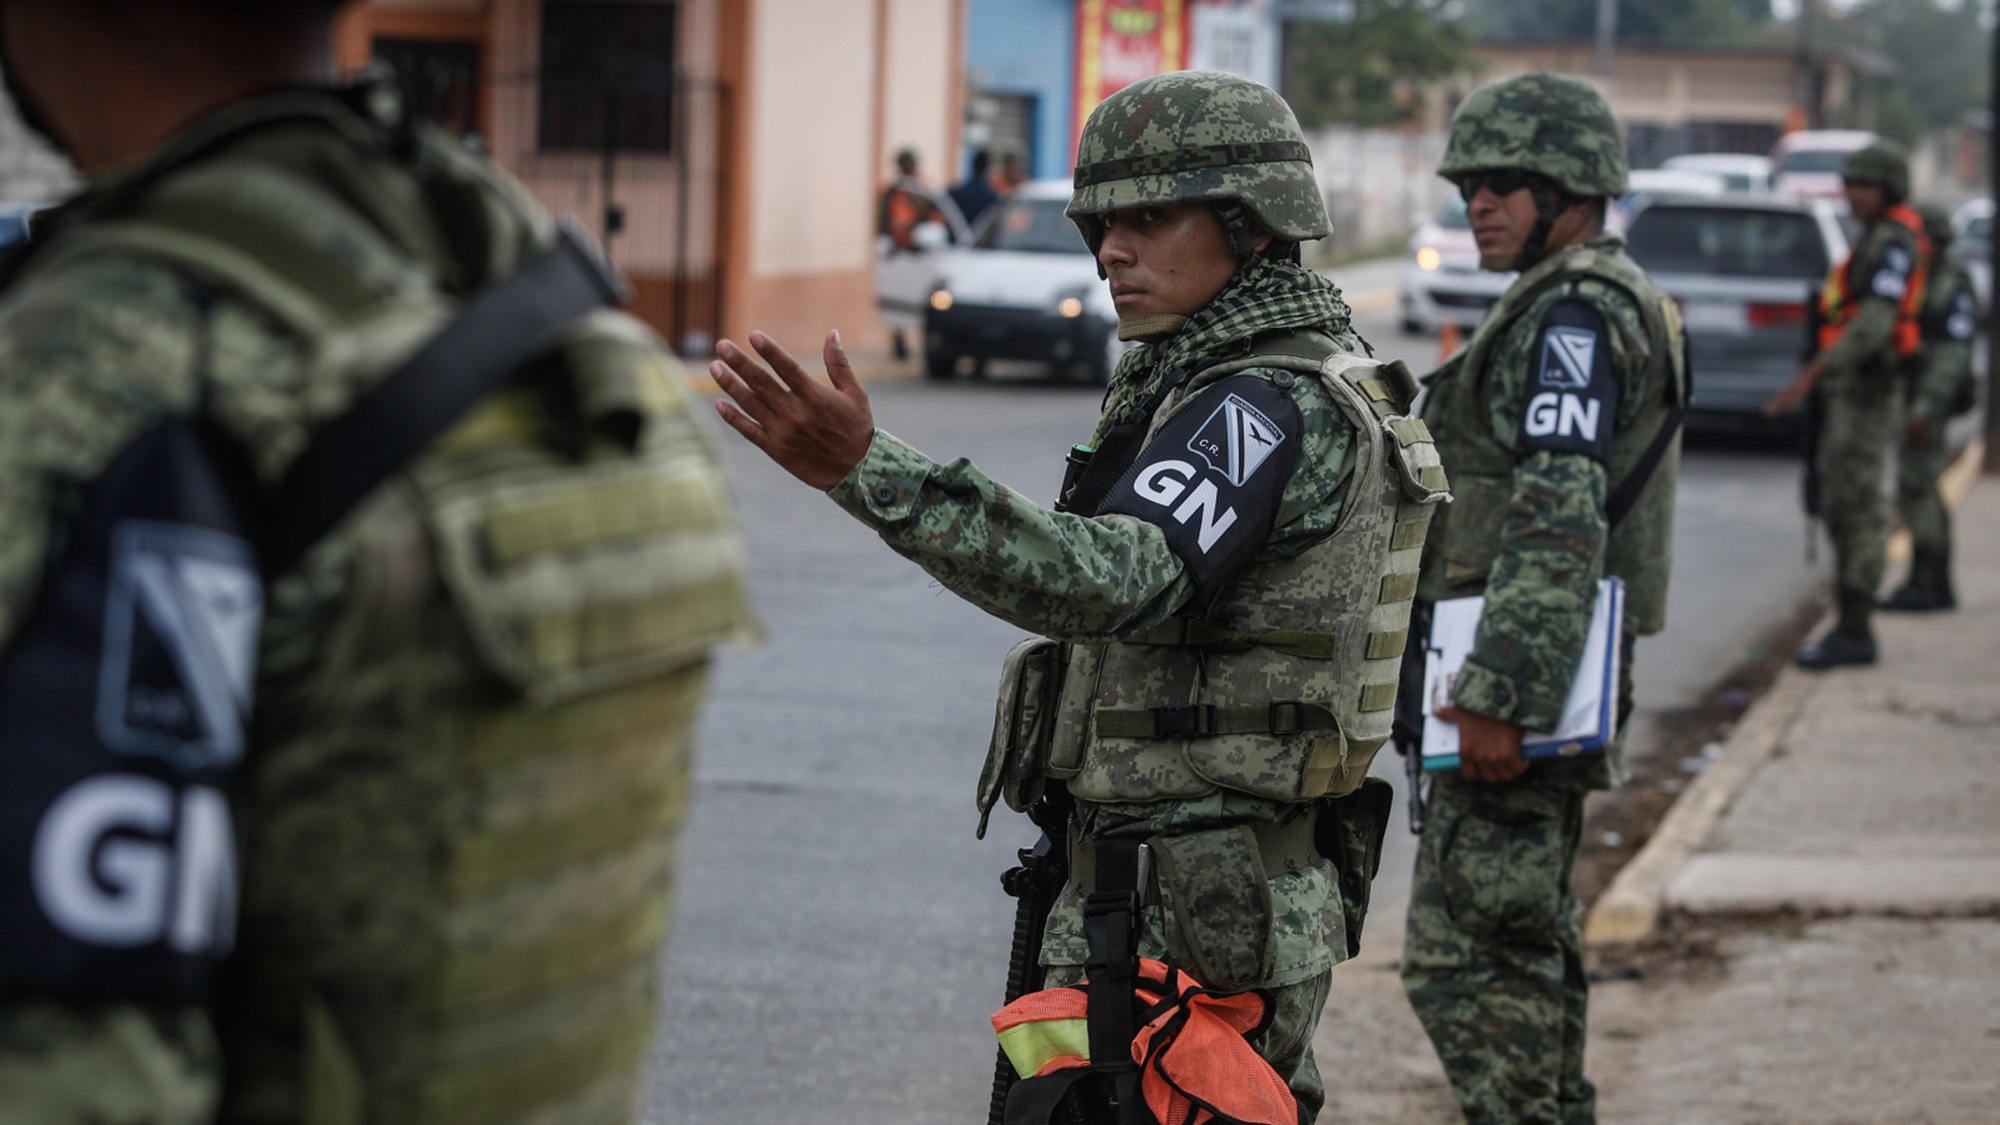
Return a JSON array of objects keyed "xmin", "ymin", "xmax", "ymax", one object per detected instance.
[{"xmin": 1595, "ymin": 0, "xmax": 1618, "ymax": 78}]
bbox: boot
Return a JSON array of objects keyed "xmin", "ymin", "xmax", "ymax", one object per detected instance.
[
  {"xmin": 1878, "ymin": 549, "xmax": 1956, "ymax": 612},
  {"xmin": 1796, "ymin": 592, "xmax": 1877, "ymax": 670}
]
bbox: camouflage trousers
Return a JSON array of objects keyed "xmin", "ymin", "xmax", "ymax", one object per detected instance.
[
  {"xmin": 1401, "ymin": 773, "xmax": 1593, "ymax": 1125},
  {"xmin": 1894, "ymin": 405, "xmax": 1953, "ymax": 586},
  {"xmin": 1818, "ymin": 387, "xmax": 1898, "ymax": 606},
  {"xmin": 1042, "ymin": 961, "xmax": 1333, "ymax": 1119}
]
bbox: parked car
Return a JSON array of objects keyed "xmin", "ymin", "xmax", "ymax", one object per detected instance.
[
  {"xmin": 1661, "ymin": 153, "xmax": 1774, "ymax": 194},
  {"xmin": 921, "ymin": 180, "xmax": 1128, "ymax": 383},
  {"xmin": 1624, "ymin": 195, "xmax": 1850, "ymax": 421},
  {"xmin": 1620, "ymin": 168, "xmax": 1729, "ymax": 221},
  {"xmin": 1951, "ymin": 197, "xmax": 1991, "ymax": 308},
  {"xmin": 876, "ymin": 190, "xmax": 970, "ymax": 356},
  {"xmin": 1769, "ymin": 129, "xmax": 1877, "ymax": 200},
  {"xmin": 1398, "ymin": 196, "xmax": 1513, "ymax": 334}
]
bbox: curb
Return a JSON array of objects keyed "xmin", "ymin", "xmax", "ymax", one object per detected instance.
[{"xmin": 1583, "ymin": 437, "xmax": 1987, "ymax": 947}]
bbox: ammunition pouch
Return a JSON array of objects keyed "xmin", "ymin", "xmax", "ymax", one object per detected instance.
[
  {"xmin": 1315, "ymin": 777, "xmax": 1394, "ymax": 958},
  {"xmin": 978, "ymin": 638, "xmax": 1069, "ymax": 838}
]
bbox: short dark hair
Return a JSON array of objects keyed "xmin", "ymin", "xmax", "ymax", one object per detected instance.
[{"xmin": 970, "ymin": 149, "xmax": 991, "ymax": 175}]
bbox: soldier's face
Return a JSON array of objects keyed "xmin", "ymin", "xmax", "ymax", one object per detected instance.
[
  {"xmin": 1844, "ymin": 180, "xmax": 1888, "ymax": 223},
  {"xmin": 1465, "ymin": 180, "xmax": 1540, "ymax": 271},
  {"xmin": 1096, "ymin": 203, "xmax": 1248, "ymax": 321}
]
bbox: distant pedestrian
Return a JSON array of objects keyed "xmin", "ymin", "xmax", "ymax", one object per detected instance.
[
  {"xmin": 948, "ymin": 149, "xmax": 1001, "ymax": 229},
  {"xmin": 1765, "ymin": 144, "xmax": 1931, "ymax": 666},
  {"xmin": 992, "ymin": 149, "xmax": 1029, "ymax": 197},
  {"xmin": 877, "ymin": 147, "xmax": 944, "ymax": 253},
  {"xmin": 1882, "ymin": 201, "xmax": 1976, "ymax": 612}
]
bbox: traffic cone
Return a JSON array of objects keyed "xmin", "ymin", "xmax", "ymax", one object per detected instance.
[{"xmin": 1437, "ymin": 321, "xmax": 1461, "ymax": 363}]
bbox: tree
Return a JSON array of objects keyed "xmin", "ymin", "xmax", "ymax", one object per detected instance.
[
  {"xmin": 1468, "ymin": 0, "xmax": 1779, "ymax": 46},
  {"xmin": 1819, "ymin": 0, "xmax": 1990, "ymax": 142},
  {"xmin": 1284, "ymin": 0, "xmax": 1478, "ymax": 128}
]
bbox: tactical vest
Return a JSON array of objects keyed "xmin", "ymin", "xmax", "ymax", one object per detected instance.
[
  {"xmin": 0, "ymin": 91, "xmax": 755, "ymax": 1125},
  {"xmin": 1038, "ymin": 335, "xmax": 1448, "ymax": 806},
  {"xmin": 1416, "ymin": 242, "xmax": 1687, "ymax": 635},
  {"xmin": 1819, "ymin": 204, "xmax": 1930, "ymax": 360}
]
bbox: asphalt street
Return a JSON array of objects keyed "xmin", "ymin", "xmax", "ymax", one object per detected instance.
[{"xmin": 643, "ymin": 280, "xmax": 1825, "ymax": 1123}]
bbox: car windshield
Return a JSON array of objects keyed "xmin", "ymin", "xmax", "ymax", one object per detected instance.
[
  {"xmin": 977, "ymin": 197, "xmax": 1090, "ymax": 254},
  {"xmin": 1626, "ymin": 207, "xmax": 1830, "ymax": 278},
  {"xmin": 1961, "ymin": 215, "xmax": 1992, "ymax": 244},
  {"xmin": 1777, "ymin": 149, "xmax": 1853, "ymax": 175}
]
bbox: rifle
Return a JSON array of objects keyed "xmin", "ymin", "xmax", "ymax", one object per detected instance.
[
  {"xmin": 989, "ymin": 788, "xmax": 1073, "ymax": 1125},
  {"xmin": 1800, "ymin": 284, "xmax": 1826, "ymax": 563},
  {"xmin": 1389, "ymin": 603, "xmax": 1433, "ymax": 835}
]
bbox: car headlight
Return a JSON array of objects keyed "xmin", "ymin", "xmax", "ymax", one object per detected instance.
[
  {"xmin": 1415, "ymin": 246, "xmax": 1442, "ymax": 271},
  {"xmin": 929, "ymin": 288, "xmax": 954, "ymax": 312},
  {"xmin": 1053, "ymin": 285, "xmax": 1091, "ymax": 319}
]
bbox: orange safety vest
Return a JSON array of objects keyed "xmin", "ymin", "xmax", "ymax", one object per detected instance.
[
  {"xmin": 992, "ymin": 958, "xmax": 1297, "ymax": 1125},
  {"xmin": 1818, "ymin": 203, "xmax": 1931, "ymax": 360}
]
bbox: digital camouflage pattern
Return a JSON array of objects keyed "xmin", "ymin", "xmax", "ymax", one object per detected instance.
[
  {"xmin": 1843, "ymin": 144, "xmax": 1911, "ymax": 201},
  {"xmin": 0, "ymin": 88, "xmax": 752, "ymax": 1125},
  {"xmin": 1401, "ymin": 774, "xmax": 1595, "ymax": 1124},
  {"xmin": 1066, "ymin": 70, "xmax": 1329, "ymax": 250},
  {"xmin": 829, "ymin": 253, "xmax": 1367, "ymax": 1114},
  {"xmin": 1898, "ymin": 254, "xmax": 1976, "ymax": 588},
  {"xmin": 1818, "ymin": 215, "xmax": 1925, "ymax": 609},
  {"xmin": 1406, "ymin": 233, "xmax": 1681, "ymax": 1125},
  {"xmin": 1439, "ymin": 73, "xmax": 1629, "ymax": 198}
]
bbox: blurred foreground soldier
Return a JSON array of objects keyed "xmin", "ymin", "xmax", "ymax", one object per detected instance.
[
  {"xmin": 1882, "ymin": 202, "xmax": 1976, "ymax": 612},
  {"xmin": 1401, "ymin": 73, "xmax": 1687, "ymax": 1125},
  {"xmin": 1766, "ymin": 144, "xmax": 1930, "ymax": 665},
  {"xmin": 0, "ymin": 2, "xmax": 754, "ymax": 1122},
  {"xmin": 709, "ymin": 70, "xmax": 1447, "ymax": 1122}
]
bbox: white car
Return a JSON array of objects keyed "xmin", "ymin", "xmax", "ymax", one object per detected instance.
[
  {"xmin": 1662, "ymin": 153, "xmax": 1773, "ymax": 194},
  {"xmin": 921, "ymin": 180, "xmax": 1129, "ymax": 383},
  {"xmin": 1769, "ymin": 129, "xmax": 1877, "ymax": 201},
  {"xmin": 1398, "ymin": 196, "xmax": 1513, "ymax": 334},
  {"xmin": 1951, "ymin": 198, "xmax": 1991, "ymax": 308},
  {"xmin": 875, "ymin": 190, "xmax": 970, "ymax": 355}
]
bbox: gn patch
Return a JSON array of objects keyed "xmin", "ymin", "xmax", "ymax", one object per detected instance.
[
  {"xmin": 1520, "ymin": 298, "xmax": 1619, "ymax": 461},
  {"xmin": 1946, "ymin": 289, "xmax": 1977, "ymax": 340},
  {"xmin": 1868, "ymin": 243, "xmax": 1911, "ymax": 301},
  {"xmin": 1098, "ymin": 374, "xmax": 1301, "ymax": 603}
]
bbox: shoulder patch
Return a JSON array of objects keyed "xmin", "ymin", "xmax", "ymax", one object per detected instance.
[
  {"xmin": 1947, "ymin": 289, "xmax": 1977, "ymax": 341},
  {"xmin": 1096, "ymin": 374, "xmax": 1302, "ymax": 605},
  {"xmin": 1867, "ymin": 242, "xmax": 1911, "ymax": 301},
  {"xmin": 1519, "ymin": 299, "xmax": 1619, "ymax": 461}
]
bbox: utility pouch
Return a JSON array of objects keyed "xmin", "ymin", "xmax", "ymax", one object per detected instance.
[
  {"xmin": 1147, "ymin": 826, "xmax": 1275, "ymax": 990},
  {"xmin": 978, "ymin": 638, "xmax": 1066, "ymax": 838},
  {"xmin": 1315, "ymin": 777, "xmax": 1394, "ymax": 958}
]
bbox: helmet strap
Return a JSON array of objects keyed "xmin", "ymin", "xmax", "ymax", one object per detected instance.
[
  {"xmin": 1515, "ymin": 188, "xmax": 1575, "ymax": 271},
  {"xmin": 1213, "ymin": 203, "xmax": 1262, "ymax": 258}
]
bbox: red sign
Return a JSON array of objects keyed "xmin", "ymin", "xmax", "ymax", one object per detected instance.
[{"xmin": 1073, "ymin": 0, "xmax": 1193, "ymax": 158}]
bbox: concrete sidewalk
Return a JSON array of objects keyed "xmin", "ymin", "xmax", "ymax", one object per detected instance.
[{"xmin": 1582, "ymin": 451, "xmax": 2000, "ymax": 1123}]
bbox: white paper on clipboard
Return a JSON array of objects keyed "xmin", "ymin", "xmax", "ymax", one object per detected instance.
[{"xmin": 1420, "ymin": 577, "xmax": 1624, "ymax": 771}]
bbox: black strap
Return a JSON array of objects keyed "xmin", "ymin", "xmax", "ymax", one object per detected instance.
[
  {"xmin": 1080, "ymin": 836, "xmax": 1147, "ymax": 1125},
  {"xmin": 259, "ymin": 225, "xmax": 626, "ymax": 576},
  {"xmin": 1606, "ymin": 401, "xmax": 1685, "ymax": 531}
]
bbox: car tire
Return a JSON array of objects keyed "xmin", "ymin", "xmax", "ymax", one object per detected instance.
[
  {"xmin": 1400, "ymin": 315, "xmax": 1425, "ymax": 336},
  {"xmin": 923, "ymin": 348, "xmax": 956, "ymax": 381}
]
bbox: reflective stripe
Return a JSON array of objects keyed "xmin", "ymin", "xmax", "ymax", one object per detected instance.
[
  {"xmin": 1358, "ymin": 681, "xmax": 1398, "ymax": 712},
  {"xmin": 1379, "ymin": 572, "xmax": 1419, "ymax": 604},
  {"xmin": 997, "ymin": 1017, "xmax": 1090, "ymax": 1079}
]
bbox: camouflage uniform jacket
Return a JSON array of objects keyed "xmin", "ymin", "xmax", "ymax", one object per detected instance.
[
  {"xmin": 1819, "ymin": 216, "xmax": 1923, "ymax": 395},
  {"xmin": 1912, "ymin": 259, "xmax": 1977, "ymax": 420},
  {"xmin": 1418, "ymin": 235, "xmax": 1682, "ymax": 789},
  {"xmin": 831, "ymin": 254, "xmax": 1363, "ymax": 985},
  {"xmin": 0, "ymin": 89, "xmax": 749, "ymax": 1125}
]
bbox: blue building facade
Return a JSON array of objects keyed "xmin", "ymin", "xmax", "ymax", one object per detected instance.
[{"xmin": 962, "ymin": 0, "xmax": 1076, "ymax": 183}]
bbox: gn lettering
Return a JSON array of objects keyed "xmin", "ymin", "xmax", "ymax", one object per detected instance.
[
  {"xmin": 32, "ymin": 775, "xmax": 236, "ymax": 953},
  {"xmin": 1525, "ymin": 392, "xmax": 1600, "ymax": 442},
  {"xmin": 1135, "ymin": 460, "xmax": 1238, "ymax": 552}
]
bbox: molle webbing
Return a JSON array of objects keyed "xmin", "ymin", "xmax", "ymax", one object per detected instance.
[
  {"xmin": 1073, "ymin": 141, "xmax": 1311, "ymax": 187},
  {"xmin": 1066, "ymin": 814, "xmax": 1319, "ymax": 896}
]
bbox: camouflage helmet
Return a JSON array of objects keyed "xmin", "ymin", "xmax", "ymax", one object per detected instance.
[
  {"xmin": 1439, "ymin": 72, "xmax": 1629, "ymax": 198},
  {"xmin": 1842, "ymin": 144, "xmax": 1910, "ymax": 201},
  {"xmin": 1914, "ymin": 200, "xmax": 1953, "ymax": 247},
  {"xmin": 1066, "ymin": 70, "xmax": 1328, "ymax": 251}
]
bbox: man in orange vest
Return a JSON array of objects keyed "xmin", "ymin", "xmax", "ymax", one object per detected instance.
[{"xmin": 1766, "ymin": 144, "xmax": 1929, "ymax": 668}]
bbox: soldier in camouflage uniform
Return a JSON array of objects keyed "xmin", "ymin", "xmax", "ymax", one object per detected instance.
[
  {"xmin": 1766, "ymin": 144, "xmax": 1930, "ymax": 666},
  {"xmin": 0, "ymin": 3, "xmax": 754, "ymax": 1123},
  {"xmin": 1881, "ymin": 202, "xmax": 1976, "ymax": 612},
  {"xmin": 1400, "ymin": 73, "xmax": 1686, "ymax": 1125},
  {"xmin": 711, "ymin": 70, "xmax": 1447, "ymax": 1118}
]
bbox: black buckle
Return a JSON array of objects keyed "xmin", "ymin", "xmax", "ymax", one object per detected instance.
[
  {"xmin": 1152, "ymin": 704, "xmax": 1215, "ymax": 738},
  {"xmin": 1269, "ymin": 699, "xmax": 1306, "ymax": 735},
  {"xmin": 1082, "ymin": 889, "xmax": 1140, "ymax": 975}
]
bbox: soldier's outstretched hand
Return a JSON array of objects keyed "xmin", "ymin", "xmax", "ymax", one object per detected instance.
[{"xmin": 712, "ymin": 330, "xmax": 876, "ymax": 490}]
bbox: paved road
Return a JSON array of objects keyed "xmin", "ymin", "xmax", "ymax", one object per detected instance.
[{"xmin": 644, "ymin": 278, "xmax": 1824, "ymax": 1123}]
